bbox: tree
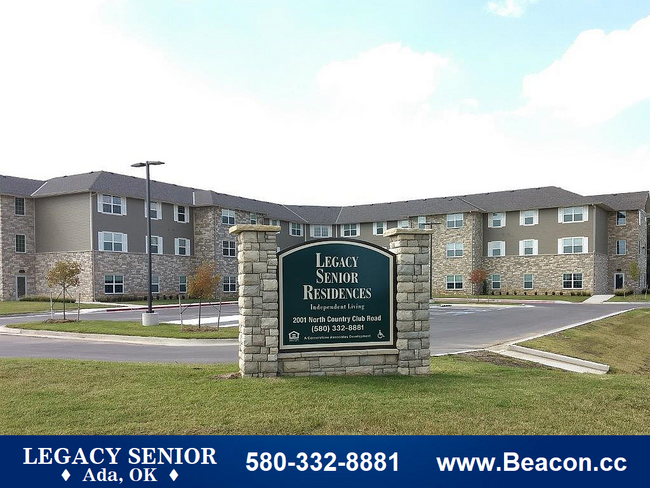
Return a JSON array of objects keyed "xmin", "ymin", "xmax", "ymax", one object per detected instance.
[
  {"xmin": 187, "ymin": 261, "xmax": 221, "ymax": 328},
  {"xmin": 628, "ymin": 261, "xmax": 640, "ymax": 295},
  {"xmin": 469, "ymin": 269, "xmax": 487, "ymax": 301},
  {"xmin": 46, "ymin": 260, "xmax": 82, "ymax": 320}
]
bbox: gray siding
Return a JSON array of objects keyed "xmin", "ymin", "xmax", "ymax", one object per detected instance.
[
  {"xmin": 92, "ymin": 195, "xmax": 194, "ymax": 254},
  {"xmin": 483, "ymin": 207, "xmax": 594, "ymax": 255},
  {"xmin": 594, "ymin": 206, "xmax": 609, "ymax": 254},
  {"xmin": 35, "ymin": 193, "xmax": 91, "ymax": 252}
]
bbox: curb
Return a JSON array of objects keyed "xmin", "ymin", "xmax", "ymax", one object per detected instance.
[
  {"xmin": 508, "ymin": 345, "xmax": 609, "ymax": 372},
  {"xmin": 432, "ymin": 298, "xmax": 574, "ymax": 305},
  {"xmin": 0, "ymin": 327, "xmax": 238, "ymax": 347}
]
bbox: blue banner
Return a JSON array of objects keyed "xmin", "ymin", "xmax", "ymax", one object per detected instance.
[{"xmin": 1, "ymin": 436, "xmax": 644, "ymax": 487}]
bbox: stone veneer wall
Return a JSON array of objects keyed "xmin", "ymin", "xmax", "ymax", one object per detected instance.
[
  {"xmin": 593, "ymin": 253, "xmax": 609, "ymax": 295},
  {"xmin": 482, "ymin": 254, "xmax": 595, "ymax": 294},
  {"xmin": 607, "ymin": 211, "xmax": 645, "ymax": 291},
  {"xmin": 33, "ymin": 251, "xmax": 95, "ymax": 301},
  {"xmin": 92, "ymin": 252, "xmax": 198, "ymax": 299},
  {"xmin": 0, "ymin": 196, "xmax": 36, "ymax": 300},
  {"xmin": 430, "ymin": 212, "xmax": 483, "ymax": 295}
]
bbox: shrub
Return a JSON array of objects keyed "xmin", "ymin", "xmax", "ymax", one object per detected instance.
[{"xmin": 20, "ymin": 296, "xmax": 76, "ymax": 303}]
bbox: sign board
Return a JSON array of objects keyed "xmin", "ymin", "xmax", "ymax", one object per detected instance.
[{"xmin": 278, "ymin": 239, "xmax": 395, "ymax": 351}]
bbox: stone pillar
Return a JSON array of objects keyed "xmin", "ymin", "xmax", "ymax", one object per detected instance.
[
  {"xmin": 229, "ymin": 224, "xmax": 281, "ymax": 378},
  {"xmin": 384, "ymin": 228, "xmax": 432, "ymax": 375}
]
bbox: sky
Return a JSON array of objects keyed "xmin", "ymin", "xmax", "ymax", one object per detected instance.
[{"xmin": 1, "ymin": 0, "xmax": 649, "ymax": 205}]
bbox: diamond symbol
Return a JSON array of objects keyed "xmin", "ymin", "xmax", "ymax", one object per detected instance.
[
  {"xmin": 169, "ymin": 469, "xmax": 179, "ymax": 481},
  {"xmin": 62, "ymin": 469, "xmax": 71, "ymax": 481}
]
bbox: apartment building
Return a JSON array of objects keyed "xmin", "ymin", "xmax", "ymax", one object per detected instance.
[{"xmin": 0, "ymin": 171, "xmax": 647, "ymax": 301}]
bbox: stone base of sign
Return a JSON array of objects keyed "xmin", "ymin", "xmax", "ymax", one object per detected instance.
[
  {"xmin": 278, "ymin": 349, "xmax": 398, "ymax": 376},
  {"xmin": 231, "ymin": 225, "xmax": 432, "ymax": 377}
]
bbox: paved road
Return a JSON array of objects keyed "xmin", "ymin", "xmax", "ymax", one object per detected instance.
[{"xmin": 0, "ymin": 302, "xmax": 645, "ymax": 362}]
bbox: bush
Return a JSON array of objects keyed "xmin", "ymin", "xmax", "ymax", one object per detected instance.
[{"xmin": 20, "ymin": 296, "xmax": 76, "ymax": 303}]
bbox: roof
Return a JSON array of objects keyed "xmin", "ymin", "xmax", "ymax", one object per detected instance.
[
  {"xmin": 587, "ymin": 191, "xmax": 649, "ymax": 212},
  {"xmin": 0, "ymin": 175, "xmax": 44, "ymax": 197},
  {"xmin": 4, "ymin": 170, "xmax": 648, "ymax": 221},
  {"xmin": 31, "ymin": 171, "xmax": 197, "ymax": 205}
]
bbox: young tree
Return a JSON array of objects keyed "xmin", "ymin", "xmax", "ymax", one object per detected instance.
[
  {"xmin": 469, "ymin": 268, "xmax": 487, "ymax": 301},
  {"xmin": 46, "ymin": 260, "xmax": 82, "ymax": 320},
  {"xmin": 187, "ymin": 261, "xmax": 221, "ymax": 328},
  {"xmin": 628, "ymin": 261, "xmax": 641, "ymax": 296}
]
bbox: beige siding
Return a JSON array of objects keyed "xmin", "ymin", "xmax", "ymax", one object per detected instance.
[{"xmin": 35, "ymin": 193, "xmax": 91, "ymax": 252}]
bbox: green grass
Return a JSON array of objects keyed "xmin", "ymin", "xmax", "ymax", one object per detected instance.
[
  {"xmin": 7, "ymin": 320, "xmax": 238, "ymax": 339},
  {"xmin": 0, "ymin": 354, "xmax": 648, "ymax": 435},
  {"xmin": 120, "ymin": 299, "xmax": 220, "ymax": 306},
  {"xmin": 607, "ymin": 294, "xmax": 650, "ymax": 302},
  {"xmin": 0, "ymin": 301, "xmax": 105, "ymax": 316},
  {"xmin": 521, "ymin": 309, "xmax": 650, "ymax": 374},
  {"xmin": 433, "ymin": 294, "xmax": 588, "ymax": 302}
]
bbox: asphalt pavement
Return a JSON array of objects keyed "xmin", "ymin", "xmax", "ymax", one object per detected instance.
[{"xmin": 0, "ymin": 301, "xmax": 645, "ymax": 362}]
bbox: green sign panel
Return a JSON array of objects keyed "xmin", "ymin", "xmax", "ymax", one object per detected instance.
[{"xmin": 279, "ymin": 239, "xmax": 395, "ymax": 351}]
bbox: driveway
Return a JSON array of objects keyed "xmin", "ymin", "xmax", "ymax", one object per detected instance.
[{"xmin": 0, "ymin": 302, "xmax": 645, "ymax": 362}]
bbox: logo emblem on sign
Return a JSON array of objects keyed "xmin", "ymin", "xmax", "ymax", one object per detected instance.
[{"xmin": 288, "ymin": 331, "xmax": 300, "ymax": 342}]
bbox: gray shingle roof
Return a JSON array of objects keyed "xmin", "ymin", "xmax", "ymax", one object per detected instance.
[
  {"xmin": 0, "ymin": 175, "xmax": 44, "ymax": 197},
  {"xmin": 10, "ymin": 170, "xmax": 650, "ymax": 221},
  {"xmin": 31, "ymin": 171, "xmax": 197, "ymax": 205},
  {"xmin": 587, "ymin": 191, "xmax": 649, "ymax": 211}
]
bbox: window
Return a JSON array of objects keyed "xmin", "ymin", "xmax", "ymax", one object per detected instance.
[
  {"xmin": 446, "ymin": 275, "xmax": 463, "ymax": 290},
  {"xmin": 560, "ymin": 237, "xmax": 586, "ymax": 254},
  {"xmin": 563, "ymin": 273, "xmax": 583, "ymax": 289},
  {"xmin": 175, "ymin": 238, "xmax": 190, "ymax": 256},
  {"xmin": 223, "ymin": 276, "xmax": 237, "ymax": 293},
  {"xmin": 341, "ymin": 224, "xmax": 359, "ymax": 237},
  {"xmin": 15, "ymin": 234, "xmax": 26, "ymax": 253},
  {"xmin": 310, "ymin": 225, "xmax": 331, "ymax": 238},
  {"xmin": 398, "ymin": 220, "xmax": 409, "ymax": 229},
  {"xmin": 616, "ymin": 240, "xmax": 626, "ymax": 255},
  {"xmin": 373, "ymin": 222, "xmax": 386, "ymax": 235},
  {"xmin": 446, "ymin": 213, "xmax": 463, "ymax": 229},
  {"xmin": 560, "ymin": 206, "xmax": 586, "ymax": 223},
  {"xmin": 519, "ymin": 239, "xmax": 538, "ymax": 256},
  {"xmin": 145, "ymin": 201, "xmax": 162, "ymax": 220},
  {"xmin": 269, "ymin": 219, "xmax": 280, "ymax": 226},
  {"xmin": 523, "ymin": 274, "xmax": 534, "ymax": 290},
  {"xmin": 487, "ymin": 241, "xmax": 505, "ymax": 257},
  {"xmin": 520, "ymin": 209, "xmax": 538, "ymax": 226},
  {"xmin": 488, "ymin": 212, "xmax": 505, "ymax": 228},
  {"xmin": 14, "ymin": 197, "xmax": 25, "ymax": 216},
  {"xmin": 99, "ymin": 194, "xmax": 125, "ymax": 215},
  {"xmin": 290, "ymin": 223, "xmax": 303, "ymax": 237},
  {"xmin": 99, "ymin": 232, "xmax": 127, "ymax": 252},
  {"xmin": 104, "ymin": 275, "xmax": 124, "ymax": 294},
  {"xmin": 446, "ymin": 242, "xmax": 464, "ymax": 258},
  {"xmin": 146, "ymin": 235, "xmax": 163, "ymax": 254},
  {"xmin": 250, "ymin": 213, "xmax": 258, "ymax": 224},
  {"xmin": 222, "ymin": 209, "xmax": 235, "ymax": 225},
  {"xmin": 179, "ymin": 276, "xmax": 187, "ymax": 294},
  {"xmin": 174, "ymin": 205, "xmax": 189, "ymax": 223},
  {"xmin": 151, "ymin": 275, "xmax": 160, "ymax": 294},
  {"xmin": 417, "ymin": 216, "xmax": 427, "ymax": 229},
  {"xmin": 616, "ymin": 211, "xmax": 626, "ymax": 226},
  {"xmin": 223, "ymin": 240, "xmax": 236, "ymax": 257},
  {"xmin": 490, "ymin": 274, "xmax": 501, "ymax": 289}
]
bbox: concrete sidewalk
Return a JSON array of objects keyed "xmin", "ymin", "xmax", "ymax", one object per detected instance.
[{"xmin": 583, "ymin": 294, "xmax": 615, "ymax": 304}]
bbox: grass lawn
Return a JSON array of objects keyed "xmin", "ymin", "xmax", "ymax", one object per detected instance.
[
  {"xmin": 607, "ymin": 294, "xmax": 650, "ymax": 302},
  {"xmin": 521, "ymin": 308, "xmax": 650, "ymax": 374},
  {"xmin": 0, "ymin": 354, "xmax": 648, "ymax": 435},
  {"xmin": 7, "ymin": 320, "xmax": 238, "ymax": 339},
  {"xmin": 0, "ymin": 301, "xmax": 105, "ymax": 316},
  {"xmin": 433, "ymin": 294, "xmax": 588, "ymax": 303},
  {"xmin": 120, "ymin": 299, "xmax": 225, "ymax": 306}
]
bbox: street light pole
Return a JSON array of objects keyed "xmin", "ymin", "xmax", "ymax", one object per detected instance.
[{"xmin": 132, "ymin": 161, "xmax": 165, "ymax": 325}]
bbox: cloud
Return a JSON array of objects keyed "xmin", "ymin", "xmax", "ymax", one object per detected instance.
[
  {"xmin": 519, "ymin": 15, "xmax": 650, "ymax": 125},
  {"xmin": 316, "ymin": 43, "xmax": 449, "ymax": 113},
  {"xmin": 486, "ymin": 0, "xmax": 537, "ymax": 18}
]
